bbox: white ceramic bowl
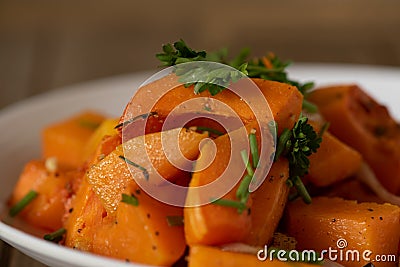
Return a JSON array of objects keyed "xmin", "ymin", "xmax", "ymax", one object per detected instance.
[{"xmin": 0, "ymin": 65, "xmax": 399, "ymax": 267}]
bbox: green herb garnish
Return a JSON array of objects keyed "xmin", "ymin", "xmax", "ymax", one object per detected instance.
[
  {"xmin": 210, "ymin": 198, "xmax": 247, "ymax": 213},
  {"xmin": 228, "ymin": 51, "xmax": 317, "ymax": 112},
  {"xmin": 9, "ymin": 190, "xmax": 38, "ymax": 217},
  {"xmin": 212, "ymin": 132, "xmax": 259, "ymax": 213},
  {"xmin": 292, "ymin": 176, "xmax": 312, "ymax": 204},
  {"xmin": 302, "ymin": 99, "xmax": 318, "ymax": 114},
  {"xmin": 235, "ymin": 174, "xmax": 253, "ymax": 203},
  {"xmin": 194, "ymin": 126, "xmax": 224, "ymax": 136},
  {"xmin": 119, "ymin": 155, "xmax": 149, "ymax": 181},
  {"xmin": 156, "ymin": 39, "xmax": 206, "ymax": 66},
  {"xmin": 121, "ymin": 193, "xmax": 139, "ymax": 206},
  {"xmin": 156, "ymin": 39, "xmax": 317, "ymax": 112},
  {"xmin": 44, "ymin": 228, "xmax": 66, "ymax": 243},
  {"xmin": 318, "ymin": 122, "xmax": 330, "ymax": 139},
  {"xmin": 156, "ymin": 39, "xmax": 248, "ymax": 96},
  {"xmin": 78, "ymin": 120, "xmax": 101, "ymax": 130},
  {"xmin": 115, "ymin": 112, "xmax": 157, "ymax": 129},
  {"xmin": 240, "ymin": 149, "xmax": 254, "ymax": 177},
  {"xmin": 249, "ymin": 130, "xmax": 259, "ymax": 169},
  {"xmin": 275, "ymin": 116, "xmax": 322, "ymax": 203},
  {"xmin": 166, "ymin": 215, "xmax": 184, "ymax": 227}
]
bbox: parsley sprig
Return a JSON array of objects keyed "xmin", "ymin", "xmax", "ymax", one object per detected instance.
[
  {"xmin": 275, "ymin": 116, "xmax": 323, "ymax": 203},
  {"xmin": 156, "ymin": 39, "xmax": 317, "ymax": 111},
  {"xmin": 156, "ymin": 40, "xmax": 206, "ymax": 66},
  {"xmin": 156, "ymin": 39, "xmax": 248, "ymax": 96},
  {"xmin": 218, "ymin": 49, "xmax": 317, "ymax": 111},
  {"xmin": 157, "ymin": 40, "xmax": 324, "ymax": 204}
]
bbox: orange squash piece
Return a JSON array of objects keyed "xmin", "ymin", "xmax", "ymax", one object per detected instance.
[
  {"xmin": 185, "ymin": 122, "xmax": 281, "ymax": 246},
  {"xmin": 284, "ymin": 197, "xmax": 400, "ymax": 267},
  {"xmin": 252, "ymin": 78, "xmax": 303, "ymax": 134},
  {"xmin": 8, "ymin": 160, "xmax": 79, "ymax": 231},
  {"xmin": 81, "ymin": 118, "xmax": 119, "ymax": 162},
  {"xmin": 121, "ymin": 75, "xmax": 303, "ymax": 135},
  {"xmin": 64, "ymin": 130, "xmax": 122, "ymax": 250},
  {"xmin": 184, "ymin": 127, "xmax": 252, "ymax": 246},
  {"xmin": 87, "ymin": 128, "xmax": 207, "ymax": 213},
  {"xmin": 65, "ymin": 179, "xmax": 186, "ymax": 266},
  {"xmin": 65, "ymin": 155, "xmax": 186, "ymax": 266},
  {"xmin": 309, "ymin": 85, "xmax": 400, "ymax": 193},
  {"xmin": 306, "ymin": 120, "xmax": 362, "ymax": 187},
  {"xmin": 188, "ymin": 245, "xmax": 318, "ymax": 267},
  {"xmin": 42, "ymin": 111, "xmax": 105, "ymax": 168},
  {"xmin": 246, "ymin": 158, "xmax": 290, "ymax": 246}
]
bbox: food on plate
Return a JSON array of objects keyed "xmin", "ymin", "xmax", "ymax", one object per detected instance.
[
  {"xmin": 306, "ymin": 120, "xmax": 362, "ymax": 187},
  {"xmin": 5, "ymin": 40, "xmax": 400, "ymax": 267},
  {"xmin": 188, "ymin": 245, "xmax": 317, "ymax": 267},
  {"xmin": 309, "ymin": 85, "xmax": 400, "ymax": 194},
  {"xmin": 8, "ymin": 160, "xmax": 79, "ymax": 231},
  {"xmin": 285, "ymin": 197, "xmax": 400, "ymax": 267}
]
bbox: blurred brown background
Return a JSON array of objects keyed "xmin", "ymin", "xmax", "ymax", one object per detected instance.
[
  {"xmin": 1, "ymin": 0, "xmax": 400, "ymax": 110},
  {"xmin": 1, "ymin": 0, "xmax": 400, "ymax": 266}
]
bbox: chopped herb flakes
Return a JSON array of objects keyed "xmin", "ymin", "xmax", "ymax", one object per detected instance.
[
  {"xmin": 121, "ymin": 193, "xmax": 139, "ymax": 206},
  {"xmin": 156, "ymin": 39, "xmax": 316, "ymax": 112},
  {"xmin": 115, "ymin": 112, "xmax": 157, "ymax": 129},
  {"xmin": 9, "ymin": 190, "xmax": 38, "ymax": 217},
  {"xmin": 44, "ymin": 228, "xmax": 66, "ymax": 243},
  {"xmin": 211, "ymin": 132, "xmax": 259, "ymax": 214},
  {"xmin": 166, "ymin": 216, "xmax": 184, "ymax": 227},
  {"xmin": 119, "ymin": 155, "xmax": 149, "ymax": 181}
]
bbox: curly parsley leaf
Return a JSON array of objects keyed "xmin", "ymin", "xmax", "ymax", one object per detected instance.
[
  {"xmin": 156, "ymin": 39, "xmax": 317, "ymax": 111},
  {"xmin": 156, "ymin": 39, "xmax": 206, "ymax": 66},
  {"xmin": 156, "ymin": 40, "xmax": 248, "ymax": 95},
  {"xmin": 275, "ymin": 116, "xmax": 323, "ymax": 203}
]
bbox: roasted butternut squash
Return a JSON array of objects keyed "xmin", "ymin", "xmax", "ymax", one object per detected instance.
[
  {"xmin": 284, "ymin": 197, "xmax": 400, "ymax": 267},
  {"xmin": 184, "ymin": 126, "xmax": 253, "ymax": 246},
  {"xmin": 42, "ymin": 111, "xmax": 105, "ymax": 168},
  {"xmin": 8, "ymin": 160, "xmax": 79, "ymax": 231},
  {"xmin": 64, "ymin": 129, "xmax": 122, "ymax": 250},
  {"xmin": 306, "ymin": 120, "xmax": 362, "ymax": 187},
  {"xmin": 65, "ymin": 151, "xmax": 186, "ymax": 266},
  {"xmin": 246, "ymin": 158, "xmax": 290, "ymax": 246},
  {"xmin": 121, "ymin": 75, "xmax": 303, "ymax": 136},
  {"xmin": 309, "ymin": 85, "xmax": 400, "ymax": 193},
  {"xmin": 252, "ymin": 78, "xmax": 303, "ymax": 134},
  {"xmin": 81, "ymin": 118, "xmax": 119, "ymax": 162},
  {"xmin": 185, "ymin": 122, "xmax": 282, "ymax": 246},
  {"xmin": 66, "ymin": 179, "xmax": 186, "ymax": 266},
  {"xmin": 87, "ymin": 127, "xmax": 207, "ymax": 213}
]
